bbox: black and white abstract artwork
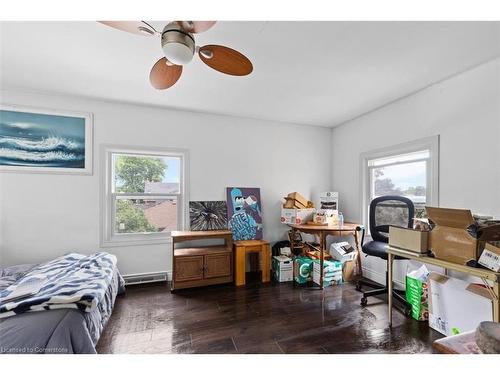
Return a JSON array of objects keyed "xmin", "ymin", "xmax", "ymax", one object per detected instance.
[{"xmin": 189, "ymin": 201, "xmax": 228, "ymax": 231}]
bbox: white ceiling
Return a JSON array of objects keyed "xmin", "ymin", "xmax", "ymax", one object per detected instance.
[{"xmin": 1, "ymin": 21, "xmax": 499, "ymax": 127}]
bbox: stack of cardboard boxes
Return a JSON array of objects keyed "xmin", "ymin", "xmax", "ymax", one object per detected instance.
[
  {"xmin": 388, "ymin": 206, "xmax": 500, "ymax": 336},
  {"xmin": 280, "ymin": 192, "xmax": 315, "ymax": 225},
  {"xmin": 275, "ymin": 191, "xmax": 352, "ymax": 287},
  {"xmin": 279, "ymin": 191, "xmax": 341, "ymax": 225}
]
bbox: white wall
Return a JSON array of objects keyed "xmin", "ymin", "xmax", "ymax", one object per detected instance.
[
  {"xmin": 2, "ymin": 58, "xmax": 498, "ymax": 284},
  {"xmin": 331, "ymin": 58, "xmax": 500, "ymax": 286},
  {"xmin": 0, "ymin": 90, "xmax": 332, "ymax": 275}
]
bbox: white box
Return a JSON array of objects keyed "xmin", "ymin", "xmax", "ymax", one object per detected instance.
[
  {"xmin": 478, "ymin": 243, "xmax": 500, "ymax": 272},
  {"xmin": 280, "ymin": 208, "xmax": 315, "ymax": 225},
  {"xmin": 272, "ymin": 255, "xmax": 293, "ymax": 282},
  {"xmin": 319, "ymin": 192, "xmax": 339, "ymax": 210},
  {"xmin": 312, "ymin": 260, "xmax": 343, "ymax": 286},
  {"xmin": 330, "ymin": 241, "xmax": 356, "ymax": 262},
  {"xmin": 428, "ymin": 272, "xmax": 493, "ymax": 336}
]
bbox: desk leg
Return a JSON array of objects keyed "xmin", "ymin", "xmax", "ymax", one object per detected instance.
[
  {"xmin": 262, "ymin": 244, "xmax": 271, "ymax": 283},
  {"xmin": 235, "ymin": 246, "xmax": 246, "ymax": 286},
  {"xmin": 388, "ymin": 253, "xmax": 394, "ymax": 327},
  {"xmin": 353, "ymin": 229, "xmax": 363, "ymax": 278},
  {"xmin": 319, "ymin": 232, "xmax": 325, "ymax": 290},
  {"xmin": 291, "ymin": 228, "xmax": 296, "ymax": 288},
  {"xmin": 494, "ymin": 281, "xmax": 499, "ymax": 323}
]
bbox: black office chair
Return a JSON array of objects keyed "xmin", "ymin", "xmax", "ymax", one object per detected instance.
[{"xmin": 356, "ymin": 195, "xmax": 414, "ymax": 315}]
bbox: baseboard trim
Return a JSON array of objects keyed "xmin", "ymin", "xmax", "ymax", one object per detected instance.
[{"xmin": 123, "ymin": 271, "xmax": 172, "ymax": 285}]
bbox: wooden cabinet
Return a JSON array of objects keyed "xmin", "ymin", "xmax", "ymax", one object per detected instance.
[
  {"xmin": 175, "ymin": 256, "xmax": 204, "ymax": 282},
  {"xmin": 204, "ymin": 252, "xmax": 232, "ymax": 279},
  {"xmin": 171, "ymin": 230, "xmax": 233, "ymax": 291}
]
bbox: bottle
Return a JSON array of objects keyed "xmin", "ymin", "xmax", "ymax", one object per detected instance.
[{"xmin": 338, "ymin": 212, "xmax": 344, "ymax": 228}]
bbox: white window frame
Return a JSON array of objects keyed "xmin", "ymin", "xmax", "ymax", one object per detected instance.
[
  {"xmin": 100, "ymin": 144, "xmax": 189, "ymax": 247},
  {"xmin": 359, "ymin": 135, "xmax": 439, "ymax": 228}
]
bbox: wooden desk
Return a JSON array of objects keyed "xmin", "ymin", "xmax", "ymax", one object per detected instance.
[
  {"xmin": 387, "ymin": 246, "xmax": 500, "ymax": 327},
  {"xmin": 288, "ymin": 223, "xmax": 363, "ymax": 289}
]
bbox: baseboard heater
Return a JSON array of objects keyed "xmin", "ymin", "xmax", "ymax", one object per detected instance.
[{"xmin": 123, "ymin": 272, "xmax": 169, "ymax": 285}]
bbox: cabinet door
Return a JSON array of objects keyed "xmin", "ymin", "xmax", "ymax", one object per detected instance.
[
  {"xmin": 204, "ymin": 253, "xmax": 232, "ymax": 279},
  {"xmin": 175, "ymin": 256, "xmax": 204, "ymax": 282}
]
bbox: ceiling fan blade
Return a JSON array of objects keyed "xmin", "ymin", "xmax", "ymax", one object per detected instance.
[
  {"xmin": 179, "ymin": 21, "xmax": 216, "ymax": 33},
  {"xmin": 149, "ymin": 57, "xmax": 183, "ymax": 90},
  {"xmin": 198, "ymin": 45, "xmax": 253, "ymax": 76},
  {"xmin": 98, "ymin": 21, "xmax": 157, "ymax": 36}
]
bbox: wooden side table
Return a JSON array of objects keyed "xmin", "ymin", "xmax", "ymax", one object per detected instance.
[{"xmin": 234, "ymin": 240, "xmax": 271, "ymax": 286}]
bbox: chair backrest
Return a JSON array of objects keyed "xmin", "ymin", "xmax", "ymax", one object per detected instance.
[{"xmin": 369, "ymin": 195, "xmax": 415, "ymax": 243}]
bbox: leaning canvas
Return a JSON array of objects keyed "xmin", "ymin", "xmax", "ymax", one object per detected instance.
[
  {"xmin": 0, "ymin": 105, "xmax": 93, "ymax": 174},
  {"xmin": 189, "ymin": 201, "xmax": 228, "ymax": 231},
  {"xmin": 226, "ymin": 187, "xmax": 263, "ymax": 240}
]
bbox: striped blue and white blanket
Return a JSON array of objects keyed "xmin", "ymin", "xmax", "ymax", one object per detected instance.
[{"xmin": 0, "ymin": 252, "xmax": 117, "ymax": 318}]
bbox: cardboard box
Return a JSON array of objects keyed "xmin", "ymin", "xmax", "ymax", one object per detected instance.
[
  {"xmin": 405, "ymin": 265, "xmax": 429, "ymax": 321},
  {"xmin": 406, "ymin": 276, "xmax": 428, "ymax": 321},
  {"xmin": 272, "ymin": 255, "xmax": 293, "ymax": 282},
  {"xmin": 313, "ymin": 209, "xmax": 338, "ymax": 225},
  {"xmin": 478, "ymin": 243, "xmax": 500, "ymax": 272},
  {"xmin": 342, "ymin": 259, "xmax": 358, "ymax": 282},
  {"xmin": 319, "ymin": 192, "xmax": 339, "ymax": 210},
  {"xmin": 389, "ymin": 226, "xmax": 429, "ymax": 254},
  {"xmin": 426, "ymin": 206, "xmax": 500, "ymax": 265},
  {"xmin": 428, "ymin": 272, "xmax": 492, "ymax": 336},
  {"xmin": 312, "ymin": 260, "xmax": 343, "ymax": 287},
  {"xmin": 280, "ymin": 208, "xmax": 315, "ymax": 225},
  {"xmin": 284, "ymin": 192, "xmax": 310, "ymax": 209},
  {"xmin": 294, "ymin": 257, "xmax": 314, "ymax": 284},
  {"xmin": 330, "ymin": 241, "xmax": 357, "ymax": 262}
]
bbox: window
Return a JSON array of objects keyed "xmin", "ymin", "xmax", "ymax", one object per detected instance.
[
  {"xmin": 101, "ymin": 146, "xmax": 188, "ymax": 246},
  {"xmin": 360, "ymin": 136, "xmax": 439, "ymax": 227}
]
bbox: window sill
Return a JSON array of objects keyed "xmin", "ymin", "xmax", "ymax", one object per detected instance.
[{"xmin": 100, "ymin": 236, "xmax": 173, "ymax": 248}]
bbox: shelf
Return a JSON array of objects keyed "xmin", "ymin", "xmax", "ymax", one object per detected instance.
[
  {"xmin": 171, "ymin": 230, "xmax": 232, "ymax": 241},
  {"xmin": 387, "ymin": 246, "xmax": 500, "ymax": 281},
  {"xmin": 174, "ymin": 246, "xmax": 231, "ymax": 257}
]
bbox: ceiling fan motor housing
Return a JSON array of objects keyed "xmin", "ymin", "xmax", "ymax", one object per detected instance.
[{"xmin": 161, "ymin": 22, "xmax": 195, "ymax": 65}]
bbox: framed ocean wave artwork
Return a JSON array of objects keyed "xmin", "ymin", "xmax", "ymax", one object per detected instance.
[{"xmin": 0, "ymin": 104, "xmax": 93, "ymax": 174}]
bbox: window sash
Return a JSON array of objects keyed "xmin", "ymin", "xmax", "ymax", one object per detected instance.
[
  {"xmin": 111, "ymin": 152, "xmax": 182, "ymax": 194},
  {"xmin": 367, "ymin": 159, "xmax": 430, "ymax": 203},
  {"xmin": 112, "ymin": 195, "xmax": 181, "ymax": 237},
  {"xmin": 367, "ymin": 150, "xmax": 430, "ymax": 167}
]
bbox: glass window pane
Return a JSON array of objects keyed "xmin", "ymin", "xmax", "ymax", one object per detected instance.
[
  {"xmin": 368, "ymin": 150, "xmax": 429, "ymax": 167},
  {"xmin": 112, "ymin": 153, "xmax": 180, "ymax": 194},
  {"xmin": 115, "ymin": 197, "xmax": 178, "ymax": 234},
  {"xmin": 371, "ymin": 160, "xmax": 427, "ymax": 216}
]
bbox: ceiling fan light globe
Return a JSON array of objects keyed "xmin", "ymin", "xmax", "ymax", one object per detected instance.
[
  {"xmin": 161, "ymin": 22, "xmax": 196, "ymax": 66},
  {"xmin": 162, "ymin": 42, "xmax": 194, "ymax": 65}
]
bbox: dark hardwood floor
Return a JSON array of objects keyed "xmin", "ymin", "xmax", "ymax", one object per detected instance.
[{"xmin": 96, "ymin": 276, "xmax": 442, "ymax": 354}]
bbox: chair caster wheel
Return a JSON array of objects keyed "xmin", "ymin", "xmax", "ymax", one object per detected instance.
[
  {"xmin": 355, "ymin": 282, "xmax": 362, "ymax": 292},
  {"xmin": 360, "ymin": 297, "xmax": 368, "ymax": 306}
]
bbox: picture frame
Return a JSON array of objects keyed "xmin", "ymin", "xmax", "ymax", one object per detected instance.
[
  {"xmin": 0, "ymin": 103, "xmax": 93, "ymax": 175},
  {"xmin": 189, "ymin": 201, "xmax": 228, "ymax": 231}
]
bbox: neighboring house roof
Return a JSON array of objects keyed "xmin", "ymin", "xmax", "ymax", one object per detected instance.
[
  {"xmin": 144, "ymin": 181, "xmax": 180, "ymax": 194},
  {"xmin": 144, "ymin": 201, "xmax": 177, "ymax": 232}
]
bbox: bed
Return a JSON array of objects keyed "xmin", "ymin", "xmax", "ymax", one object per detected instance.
[{"xmin": 0, "ymin": 253, "xmax": 125, "ymax": 354}]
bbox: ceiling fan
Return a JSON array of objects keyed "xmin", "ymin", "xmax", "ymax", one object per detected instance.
[{"xmin": 98, "ymin": 21, "xmax": 253, "ymax": 90}]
